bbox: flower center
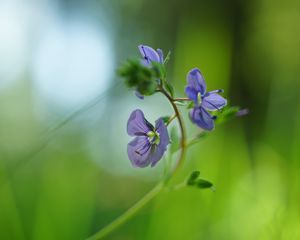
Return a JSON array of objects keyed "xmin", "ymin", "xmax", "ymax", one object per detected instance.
[
  {"xmin": 147, "ymin": 131, "xmax": 160, "ymax": 145},
  {"xmin": 197, "ymin": 92, "xmax": 202, "ymax": 106}
]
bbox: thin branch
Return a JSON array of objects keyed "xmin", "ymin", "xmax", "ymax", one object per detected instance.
[
  {"xmin": 173, "ymin": 97, "xmax": 191, "ymax": 101},
  {"xmin": 86, "ymin": 183, "xmax": 163, "ymax": 240},
  {"xmin": 159, "ymin": 88, "xmax": 187, "ymax": 180},
  {"xmin": 166, "ymin": 114, "xmax": 177, "ymax": 126}
]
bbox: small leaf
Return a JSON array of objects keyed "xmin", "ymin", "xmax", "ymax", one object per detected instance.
[
  {"xmin": 161, "ymin": 116, "xmax": 171, "ymax": 125},
  {"xmin": 187, "ymin": 101, "xmax": 194, "ymax": 109},
  {"xmin": 163, "ymin": 51, "xmax": 171, "ymax": 65},
  {"xmin": 174, "ymin": 101, "xmax": 188, "ymax": 106},
  {"xmin": 196, "ymin": 179, "xmax": 213, "ymax": 189},
  {"xmin": 187, "ymin": 171, "xmax": 200, "ymax": 185},
  {"xmin": 165, "ymin": 81, "xmax": 174, "ymax": 97},
  {"xmin": 152, "ymin": 61, "xmax": 166, "ymax": 79},
  {"xmin": 215, "ymin": 106, "xmax": 240, "ymax": 124}
]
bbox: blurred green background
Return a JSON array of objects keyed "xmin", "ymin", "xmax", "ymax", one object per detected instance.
[{"xmin": 1, "ymin": 0, "xmax": 300, "ymax": 239}]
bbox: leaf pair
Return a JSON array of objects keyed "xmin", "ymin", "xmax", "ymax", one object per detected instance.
[{"xmin": 186, "ymin": 170, "xmax": 214, "ymax": 191}]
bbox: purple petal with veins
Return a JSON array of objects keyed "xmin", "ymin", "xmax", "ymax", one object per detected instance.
[
  {"xmin": 127, "ymin": 109, "xmax": 153, "ymax": 136},
  {"xmin": 138, "ymin": 45, "xmax": 160, "ymax": 64},
  {"xmin": 186, "ymin": 68, "xmax": 206, "ymax": 97},
  {"xmin": 189, "ymin": 106, "xmax": 214, "ymax": 131},
  {"xmin": 202, "ymin": 92, "xmax": 227, "ymax": 111},
  {"xmin": 127, "ymin": 109, "xmax": 170, "ymax": 168},
  {"xmin": 150, "ymin": 118, "xmax": 170, "ymax": 167},
  {"xmin": 127, "ymin": 136, "xmax": 153, "ymax": 168}
]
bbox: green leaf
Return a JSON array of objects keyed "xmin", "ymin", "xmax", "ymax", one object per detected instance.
[
  {"xmin": 170, "ymin": 126, "xmax": 179, "ymax": 153},
  {"xmin": 187, "ymin": 101, "xmax": 194, "ymax": 109},
  {"xmin": 186, "ymin": 171, "xmax": 215, "ymax": 191},
  {"xmin": 174, "ymin": 101, "xmax": 190, "ymax": 106},
  {"xmin": 196, "ymin": 179, "xmax": 214, "ymax": 190},
  {"xmin": 161, "ymin": 116, "xmax": 171, "ymax": 124},
  {"xmin": 151, "ymin": 61, "xmax": 166, "ymax": 79},
  {"xmin": 163, "ymin": 51, "xmax": 171, "ymax": 65},
  {"xmin": 214, "ymin": 105, "xmax": 240, "ymax": 125},
  {"xmin": 165, "ymin": 81, "xmax": 174, "ymax": 97},
  {"xmin": 118, "ymin": 58, "xmax": 158, "ymax": 95},
  {"xmin": 186, "ymin": 171, "xmax": 200, "ymax": 185}
]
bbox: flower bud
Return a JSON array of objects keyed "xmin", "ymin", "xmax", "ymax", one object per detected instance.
[{"xmin": 118, "ymin": 59, "xmax": 158, "ymax": 95}]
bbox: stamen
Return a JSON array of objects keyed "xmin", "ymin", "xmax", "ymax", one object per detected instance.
[
  {"xmin": 147, "ymin": 131, "xmax": 155, "ymax": 138},
  {"xmin": 209, "ymin": 89, "xmax": 223, "ymax": 94},
  {"xmin": 197, "ymin": 92, "xmax": 202, "ymax": 106},
  {"xmin": 147, "ymin": 131, "xmax": 160, "ymax": 145}
]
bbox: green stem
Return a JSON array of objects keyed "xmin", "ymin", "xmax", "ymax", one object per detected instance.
[
  {"xmin": 166, "ymin": 114, "xmax": 177, "ymax": 126},
  {"xmin": 173, "ymin": 97, "xmax": 191, "ymax": 101},
  {"xmin": 159, "ymin": 88, "xmax": 187, "ymax": 180},
  {"xmin": 86, "ymin": 183, "xmax": 163, "ymax": 240},
  {"xmin": 86, "ymin": 88, "xmax": 187, "ymax": 240}
]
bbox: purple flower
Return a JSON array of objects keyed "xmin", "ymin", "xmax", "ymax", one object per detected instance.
[
  {"xmin": 127, "ymin": 109, "xmax": 170, "ymax": 168},
  {"xmin": 135, "ymin": 45, "xmax": 164, "ymax": 99},
  {"xmin": 138, "ymin": 45, "xmax": 164, "ymax": 65},
  {"xmin": 185, "ymin": 68, "xmax": 227, "ymax": 131}
]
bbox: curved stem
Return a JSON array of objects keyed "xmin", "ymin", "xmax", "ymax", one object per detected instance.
[
  {"xmin": 159, "ymin": 88, "xmax": 187, "ymax": 180},
  {"xmin": 86, "ymin": 88, "xmax": 187, "ymax": 240}
]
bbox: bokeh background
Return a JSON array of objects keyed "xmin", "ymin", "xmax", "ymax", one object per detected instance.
[{"xmin": 1, "ymin": 0, "xmax": 300, "ymax": 239}]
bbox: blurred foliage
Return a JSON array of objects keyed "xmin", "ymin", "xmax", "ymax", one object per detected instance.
[
  {"xmin": 1, "ymin": 0, "xmax": 300, "ymax": 239},
  {"xmin": 118, "ymin": 59, "xmax": 157, "ymax": 95}
]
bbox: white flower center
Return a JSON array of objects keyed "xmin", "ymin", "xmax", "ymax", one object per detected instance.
[
  {"xmin": 147, "ymin": 131, "xmax": 160, "ymax": 145},
  {"xmin": 197, "ymin": 92, "xmax": 202, "ymax": 106}
]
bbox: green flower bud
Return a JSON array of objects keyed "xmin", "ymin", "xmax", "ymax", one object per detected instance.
[{"xmin": 118, "ymin": 59, "xmax": 158, "ymax": 95}]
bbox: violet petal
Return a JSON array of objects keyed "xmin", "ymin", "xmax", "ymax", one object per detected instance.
[
  {"xmin": 189, "ymin": 107, "xmax": 214, "ymax": 131},
  {"xmin": 150, "ymin": 118, "xmax": 170, "ymax": 167},
  {"xmin": 186, "ymin": 68, "xmax": 206, "ymax": 96},
  {"xmin": 127, "ymin": 136, "xmax": 152, "ymax": 168},
  {"xmin": 127, "ymin": 109, "xmax": 153, "ymax": 136},
  {"xmin": 138, "ymin": 45, "xmax": 160, "ymax": 64},
  {"xmin": 185, "ymin": 86, "xmax": 199, "ymax": 105},
  {"xmin": 202, "ymin": 92, "xmax": 227, "ymax": 111}
]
